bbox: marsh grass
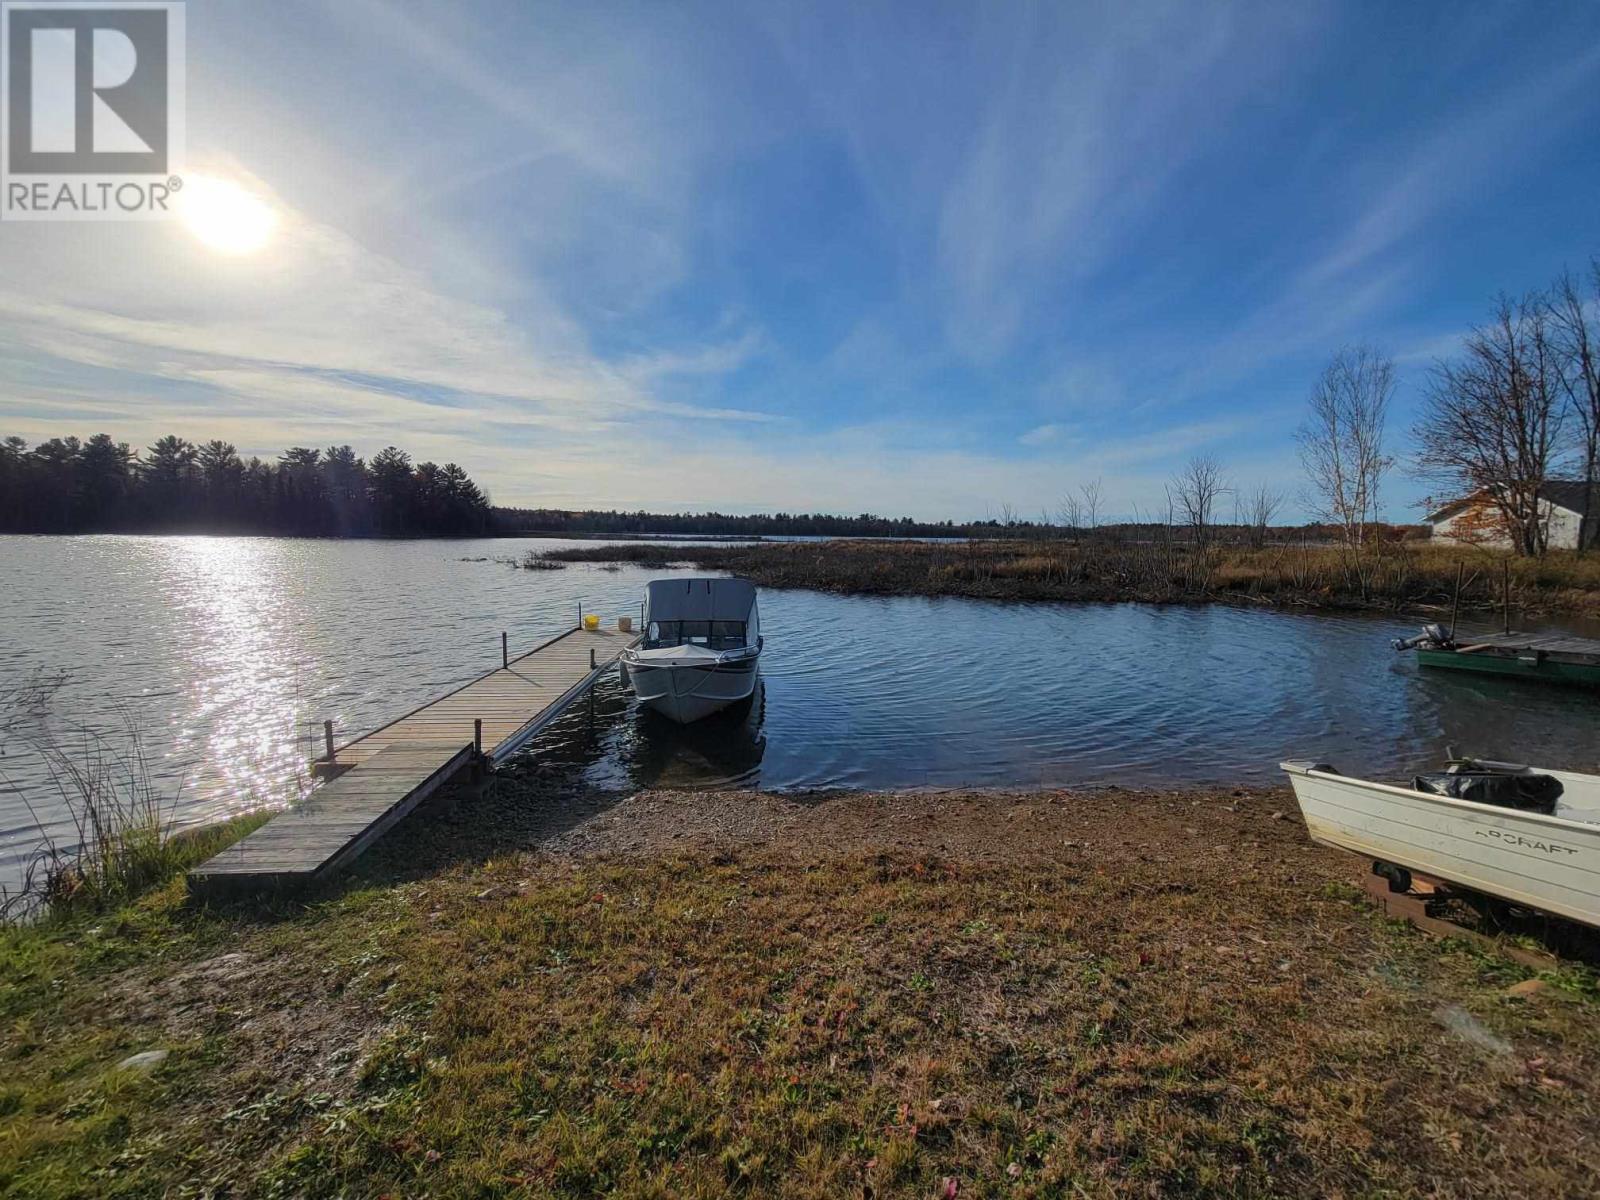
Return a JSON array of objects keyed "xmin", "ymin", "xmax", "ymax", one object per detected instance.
[
  {"xmin": 519, "ymin": 550, "xmax": 569, "ymax": 571},
  {"xmin": 540, "ymin": 538, "xmax": 1600, "ymax": 616},
  {"xmin": 0, "ymin": 696, "xmax": 268, "ymax": 923}
]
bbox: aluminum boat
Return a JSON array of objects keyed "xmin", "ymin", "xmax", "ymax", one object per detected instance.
[
  {"xmin": 1281, "ymin": 759, "xmax": 1600, "ymax": 928},
  {"xmin": 620, "ymin": 578, "xmax": 762, "ymax": 724}
]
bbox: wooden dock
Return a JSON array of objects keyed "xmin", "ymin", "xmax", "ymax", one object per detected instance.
[
  {"xmin": 189, "ymin": 625, "xmax": 635, "ymax": 894},
  {"xmin": 1418, "ymin": 629, "xmax": 1600, "ymax": 687}
]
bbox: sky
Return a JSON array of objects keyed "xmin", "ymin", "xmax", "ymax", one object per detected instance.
[{"xmin": 2, "ymin": 0, "xmax": 1599, "ymax": 522}]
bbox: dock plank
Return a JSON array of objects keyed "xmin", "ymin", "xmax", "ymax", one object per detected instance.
[
  {"xmin": 1471, "ymin": 631, "xmax": 1600, "ymax": 661},
  {"xmin": 189, "ymin": 626, "xmax": 636, "ymax": 893}
]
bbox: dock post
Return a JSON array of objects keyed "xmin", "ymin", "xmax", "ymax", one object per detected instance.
[
  {"xmin": 1448, "ymin": 562, "xmax": 1464, "ymax": 640},
  {"xmin": 323, "ymin": 720, "xmax": 335, "ymax": 763},
  {"xmin": 1502, "ymin": 560, "xmax": 1511, "ymax": 635},
  {"xmin": 502, "ymin": 631, "xmax": 508, "ymax": 668},
  {"xmin": 474, "ymin": 718, "xmax": 482, "ymax": 756},
  {"xmin": 591, "ymin": 647, "xmax": 597, "ymax": 669}
]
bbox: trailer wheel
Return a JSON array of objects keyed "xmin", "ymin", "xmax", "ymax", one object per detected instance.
[{"xmin": 1373, "ymin": 860, "xmax": 1412, "ymax": 894}]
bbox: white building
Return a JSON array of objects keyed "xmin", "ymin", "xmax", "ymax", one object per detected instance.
[{"xmin": 1426, "ymin": 481, "xmax": 1598, "ymax": 550}]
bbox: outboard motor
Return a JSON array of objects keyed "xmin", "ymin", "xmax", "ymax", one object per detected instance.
[{"xmin": 1392, "ymin": 622, "xmax": 1451, "ymax": 653}]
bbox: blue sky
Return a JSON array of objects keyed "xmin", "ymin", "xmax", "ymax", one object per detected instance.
[{"xmin": 2, "ymin": 0, "xmax": 1598, "ymax": 520}]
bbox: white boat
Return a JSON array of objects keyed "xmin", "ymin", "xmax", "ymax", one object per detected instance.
[
  {"xmin": 620, "ymin": 578, "xmax": 762, "ymax": 724},
  {"xmin": 1280, "ymin": 759, "xmax": 1600, "ymax": 928}
]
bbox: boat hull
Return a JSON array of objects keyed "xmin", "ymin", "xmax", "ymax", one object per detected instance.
[
  {"xmin": 1280, "ymin": 762, "xmax": 1600, "ymax": 928},
  {"xmin": 627, "ymin": 658, "xmax": 759, "ymax": 724},
  {"xmin": 1416, "ymin": 647, "xmax": 1600, "ymax": 687}
]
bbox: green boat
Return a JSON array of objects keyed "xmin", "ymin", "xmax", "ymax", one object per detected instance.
[{"xmin": 1398, "ymin": 625, "xmax": 1600, "ymax": 688}]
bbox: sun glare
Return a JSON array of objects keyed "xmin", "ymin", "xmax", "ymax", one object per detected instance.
[{"xmin": 177, "ymin": 175, "xmax": 278, "ymax": 255}]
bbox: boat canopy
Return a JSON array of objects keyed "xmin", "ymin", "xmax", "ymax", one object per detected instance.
[
  {"xmin": 644, "ymin": 577, "xmax": 756, "ymax": 623},
  {"xmin": 643, "ymin": 578, "xmax": 759, "ymax": 650}
]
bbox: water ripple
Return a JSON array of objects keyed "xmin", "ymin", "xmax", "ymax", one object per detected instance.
[{"xmin": 3, "ymin": 535, "xmax": 1599, "ymax": 892}]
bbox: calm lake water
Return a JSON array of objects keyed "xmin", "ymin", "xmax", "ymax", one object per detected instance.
[{"xmin": 3, "ymin": 534, "xmax": 1598, "ymax": 890}]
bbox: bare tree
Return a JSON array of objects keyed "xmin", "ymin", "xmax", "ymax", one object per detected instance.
[
  {"xmin": 1080, "ymin": 478, "xmax": 1103, "ymax": 532},
  {"xmin": 1416, "ymin": 294, "xmax": 1567, "ymax": 556},
  {"xmin": 1056, "ymin": 492, "xmax": 1084, "ymax": 534},
  {"xmin": 1170, "ymin": 455, "xmax": 1229, "ymax": 550},
  {"xmin": 1297, "ymin": 345, "xmax": 1393, "ymax": 596},
  {"xmin": 1297, "ymin": 345, "xmax": 1393, "ymax": 553},
  {"xmin": 1549, "ymin": 261, "xmax": 1600, "ymax": 552},
  {"xmin": 1238, "ymin": 484, "xmax": 1283, "ymax": 549}
]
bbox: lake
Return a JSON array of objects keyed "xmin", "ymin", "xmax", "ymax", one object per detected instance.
[{"xmin": 3, "ymin": 534, "xmax": 1598, "ymax": 892}]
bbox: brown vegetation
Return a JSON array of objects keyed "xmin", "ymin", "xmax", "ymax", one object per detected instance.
[
  {"xmin": 3, "ymin": 780, "xmax": 1597, "ymax": 1197},
  {"xmin": 535, "ymin": 537, "xmax": 1600, "ymax": 617}
]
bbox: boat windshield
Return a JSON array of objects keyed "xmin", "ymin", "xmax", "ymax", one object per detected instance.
[{"xmin": 646, "ymin": 619, "xmax": 747, "ymax": 650}]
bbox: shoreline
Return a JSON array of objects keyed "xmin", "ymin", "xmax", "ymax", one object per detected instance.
[
  {"xmin": 530, "ymin": 538, "xmax": 1600, "ymax": 620},
  {"xmin": 4, "ymin": 779, "xmax": 1597, "ymax": 1197}
]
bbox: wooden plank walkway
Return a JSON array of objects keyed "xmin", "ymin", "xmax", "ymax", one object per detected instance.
[
  {"xmin": 321, "ymin": 625, "xmax": 636, "ymax": 770},
  {"xmin": 1468, "ymin": 632, "xmax": 1600, "ymax": 660},
  {"xmin": 187, "ymin": 742, "xmax": 473, "ymax": 891},
  {"xmin": 189, "ymin": 625, "xmax": 636, "ymax": 894}
]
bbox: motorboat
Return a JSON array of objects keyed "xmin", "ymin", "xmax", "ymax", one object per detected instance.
[
  {"xmin": 1392, "ymin": 622, "xmax": 1600, "ymax": 687},
  {"xmin": 1280, "ymin": 758, "xmax": 1600, "ymax": 928},
  {"xmin": 620, "ymin": 578, "xmax": 762, "ymax": 724}
]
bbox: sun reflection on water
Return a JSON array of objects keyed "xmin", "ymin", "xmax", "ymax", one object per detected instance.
[
  {"xmin": 5, "ymin": 534, "xmax": 1599, "ymax": 898},
  {"xmin": 149, "ymin": 537, "xmax": 315, "ymax": 819}
]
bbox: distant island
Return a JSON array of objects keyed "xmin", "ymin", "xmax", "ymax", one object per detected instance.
[
  {"xmin": 0, "ymin": 434, "xmax": 494, "ymax": 537},
  {"xmin": 0, "ymin": 432, "xmax": 1044, "ymax": 540},
  {"xmin": 497, "ymin": 506, "xmax": 997, "ymax": 540},
  {"xmin": 0, "ymin": 430, "xmax": 1280, "ymax": 542}
]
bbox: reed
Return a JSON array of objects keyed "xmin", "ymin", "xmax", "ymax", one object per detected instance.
[
  {"xmin": 518, "ymin": 550, "xmax": 569, "ymax": 570},
  {"xmin": 0, "ymin": 700, "xmax": 266, "ymax": 923},
  {"xmin": 537, "ymin": 538, "xmax": 1600, "ymax": 617}
]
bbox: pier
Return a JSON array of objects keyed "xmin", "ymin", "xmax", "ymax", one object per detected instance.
[
  {"xmin": 1417, "ymin": 630, "xmax": 1600, "ymax": 686},
  {"xmin": 189, "ymin": 623, "xmax": 636, "ymax": 894}
]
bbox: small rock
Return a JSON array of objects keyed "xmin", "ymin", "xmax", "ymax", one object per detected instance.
[
  {"xmin": 1506, "ymin": 978, "xmax": 1549, "ymax": 998},
  {"xmin": 475, "ymin": 884, "xmax": 515, "ymax": 901},
  {"xmin": 116, "ymin": 1049, "xmax": 168, "ymax": 1073},
  {"xmin": 1269, "ymin": 811, "xmax": 1286, "ymax": 821},
  {"xmin": 1007, "ymin": 1162, "xmax": 1023, "ymax": 1178}
]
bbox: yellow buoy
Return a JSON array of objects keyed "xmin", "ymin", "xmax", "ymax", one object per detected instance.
[{"xmin": 583, "ymin": 613, "xmax": 600, "ymax": 630}]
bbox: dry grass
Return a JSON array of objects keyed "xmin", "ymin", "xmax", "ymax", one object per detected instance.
[
  {"xmin": 0, "ymin": 697, "xmax": 273, "ymax": 924},
  {"xmin": 540, "ymin": 539, "xmax": 1600, "ymax": 617},
  {"xmin": 2, "ymin": 784, "xmax": 1597, "ymax": 1198}
]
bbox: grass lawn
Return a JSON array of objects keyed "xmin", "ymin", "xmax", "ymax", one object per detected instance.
[{"xmin": 2, "ymin": 784, "xmax": 1597, "ymax": 1198}]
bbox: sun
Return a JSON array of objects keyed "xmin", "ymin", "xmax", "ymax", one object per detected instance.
[{"xmin": 177, "ymin": 175, "xmax": 277, "ymax": 256}]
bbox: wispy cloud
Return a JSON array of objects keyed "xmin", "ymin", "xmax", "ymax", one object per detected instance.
[
  {"xmin": 1018, "ymin": 423, "xmax": 1065, "ymax": 446},
  {"xmin": 2, "ymin": 1, "xmax": 1598, "ymax": 522}
]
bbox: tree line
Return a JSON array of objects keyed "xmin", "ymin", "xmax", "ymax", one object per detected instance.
[
  {"xmin": 493, "ymin": 507, "xmax": 995, "ymax": 539},
  {"xmin": 0, "ymin": 435, "xmax": 494, "ymax": 536}
]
